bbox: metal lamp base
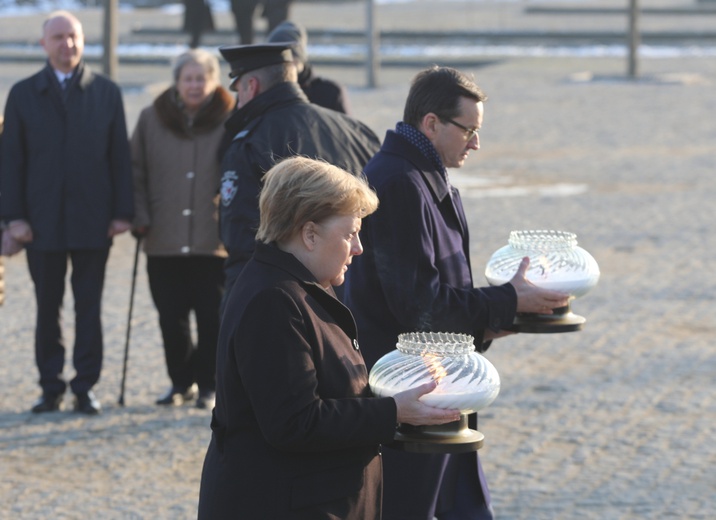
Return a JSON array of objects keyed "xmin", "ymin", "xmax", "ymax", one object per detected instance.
[
  {"xmin": 390, "ymin": 415, "xmax": 484, "ymax": 454},
  {"xmin": 505, "ymin": 304, "xmax": 585, "ymax": 333}
]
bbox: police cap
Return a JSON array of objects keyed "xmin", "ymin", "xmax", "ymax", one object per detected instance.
[{"xmin": 219, "ymin": 43, "xmax": 294, "ymax": 84}]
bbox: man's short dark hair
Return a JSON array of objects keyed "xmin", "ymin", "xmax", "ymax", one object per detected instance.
[{"xmin": 403, "ymin": 66, "xmax": 487, "ymax": 127}]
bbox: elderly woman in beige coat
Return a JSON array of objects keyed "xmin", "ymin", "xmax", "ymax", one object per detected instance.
[{"xmin": 131, "ymin": 49, "xmax": 235, "ymax": 409}]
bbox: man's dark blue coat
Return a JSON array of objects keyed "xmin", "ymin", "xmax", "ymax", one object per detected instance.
[
  {"xmin": 345, "ymin": 131, "xmax": 517, "ymax": 369},
  {"xmin": 344, "ymin": 130, "xmax": 518, "ymax": 519},
  {"xmin": 0, "ymin": 63, "xmax": 133, "ymax": 250}
]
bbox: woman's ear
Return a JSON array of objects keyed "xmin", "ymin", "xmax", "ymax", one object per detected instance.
[{"xmin": 301, "ymin": 221, "xmax": 317, "ymax": 251}]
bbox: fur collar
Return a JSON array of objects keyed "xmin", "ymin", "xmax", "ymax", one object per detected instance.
[{"xmin": 154, "ymin": 86, "xmax": 235, "ymax": 139}]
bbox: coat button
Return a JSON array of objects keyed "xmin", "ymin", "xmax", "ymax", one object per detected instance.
[
  {"xmin": 353, "ymin": 339, "xmax": 360, "ymax": 350},
  {"xmin": 181, "ymin": 246, "xmax": 190, "ymax": 253},
  {"xmin": 182, "ymin": 209, "xmax": 192, "ymax": 216},
  {"xmin": 187, "ymin": 171, "xmax": 195, "ymax": 179}
]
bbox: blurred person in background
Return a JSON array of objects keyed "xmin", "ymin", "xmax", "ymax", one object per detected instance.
[
  {"xmin": 0, "ymin": 11, "xmax": 133, "ymax": 415},
  {"xmin": 0, "ymin": 116, "xmax": 21, "ymax": 303},
  {"xmin": 267, "ymin": 20, "xmax": 351, "ymax": 114},
  {"xmin": 183, "ymin": 0, "xmax": 214, "ymax": 49},
  {"xmin": 130, "ymin": 49, "xmax": 235, "ymax": 410},
  {"xmin": 231, "ymin": 0, "xmax": 294, "ymax": 45},
  {"xmin": 0, "ymin": 116, "xmax": 2, "ymax": 307},
  {"xmin": 0, "ymin": 115, "xmax": 11, "ymax": 305},
  {"xmin": 0, "ymin": 117, "xmax": 4, "ymax": 305}
]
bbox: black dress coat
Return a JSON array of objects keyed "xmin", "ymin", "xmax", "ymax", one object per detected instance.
[
  {"xmin": 343, "ymin": 130, "xmax": 518, "ymax": 519},
  {"xmin": 344, "ymin": 130, "xmax": 517, "ymax": 369},
  {"xmin": 0, "ymin": 62, "xmax": 133, "ymax": 250},
  {"xmin": 198, "ymin": 242, "xmax": 397, "ymax": 519},
  {"xmin": 218, "ymin": 82, "xmax": 380, "ymax": 291}
]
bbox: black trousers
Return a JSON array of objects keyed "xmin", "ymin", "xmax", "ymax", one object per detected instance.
[
  {"xmin": 230, "ymin": 0, "xmax": 260, "ymax": 44},
  {"xmin": 230, "ymin": 0, "xmax": 292, "ymax": 44},
  {"xmin": 146, "ymin": 256, "xmax": 224, "ymax": 392},
  {"xmin": 381, "ymin": 447, "xmax": 493, "ymax": 520},
  {"xmin": 262, "ymin": 0, "xmax": 292, "ymax": 34},
  {"xmin": 26, "ymin": 248, "xmax": 110, "ymax": 396}
]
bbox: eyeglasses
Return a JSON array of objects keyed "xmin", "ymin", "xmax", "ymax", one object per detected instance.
[{"xmin": 444, "ymin": 118, "xmax": 480, "ymax": 141}]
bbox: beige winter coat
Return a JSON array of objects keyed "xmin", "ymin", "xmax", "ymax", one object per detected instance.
[{"xmin": 131, "ymin": 87, "xmax": 234, "ymax": 257}]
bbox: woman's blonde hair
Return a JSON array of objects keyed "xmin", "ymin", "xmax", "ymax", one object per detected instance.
[{"xmin": 257, "ymin": 157, "xmax": 378, "ymax": 245}]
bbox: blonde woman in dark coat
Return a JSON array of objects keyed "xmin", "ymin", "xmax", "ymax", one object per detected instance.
[
  {"xmin": 131, "ymin": 49, "xmax": 235, "ymax": 409},
  {"xmin": 198, "ymin": 157, "xmax": 461, "ymax": 519}
]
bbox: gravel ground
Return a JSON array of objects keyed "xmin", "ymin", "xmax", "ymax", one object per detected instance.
[{"xmin": 1, "ymin": 1, "xmax": 715, "ymax": 519}]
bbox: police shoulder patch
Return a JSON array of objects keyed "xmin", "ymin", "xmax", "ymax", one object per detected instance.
[{"xmin": 220, "ymin": 170, "xmax": 239, "ymax": 207}]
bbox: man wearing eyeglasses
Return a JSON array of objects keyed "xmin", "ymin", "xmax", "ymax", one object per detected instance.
[{"xmin": 344, "ymin": 66, "xmax": 568, "ymax": 519}]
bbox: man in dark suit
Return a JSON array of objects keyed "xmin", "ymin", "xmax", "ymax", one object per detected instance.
[
  {"xmin": 0, "ymin": 11, "xmax": 134, "ymax": 415},
  {"xmin": 343, "ymin": 66, "xmax": 569, "ymax": 519}
]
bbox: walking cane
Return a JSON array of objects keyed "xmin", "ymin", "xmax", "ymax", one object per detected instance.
[{"xmin": 118, "ymin": 236, "xmax": 141, "ymax": 406}]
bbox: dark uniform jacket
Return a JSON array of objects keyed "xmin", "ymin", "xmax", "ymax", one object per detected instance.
[
  {"xmin": 343, "ymin": 130, "xmax": 518, "ymax": 518},
  {"xmin": 198, "ymin": 242, "xmax": 397, "ymax": 519},
  {"xmin": 0, "ymin": 62, "xmax": 133, "ymax": 250},
  {"xmin": 219, "ymin": 82, "xmax": 380, "ymax": 287}
]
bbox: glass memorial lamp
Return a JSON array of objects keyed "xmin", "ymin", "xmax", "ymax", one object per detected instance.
[
  {"xmin": 485, "ymin": 230, "xmax": 600, "ymax": 333},
  {"xmin": 370, "ymin": 332, "xmax": 500, "ymax": 454}
]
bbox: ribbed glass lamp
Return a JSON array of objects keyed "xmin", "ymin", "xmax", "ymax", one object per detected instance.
[
  {"xmin": 370, "ymin": 332, "xmax": 500, "ymax": 453},
  {"xmin": 485, "ymin": 230, "xmax": 600, "ymax": 332}
]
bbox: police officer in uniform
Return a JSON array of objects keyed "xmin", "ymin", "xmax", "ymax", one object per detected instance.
[{"xmin": 217, "ymin": 43, "xmax": 380, "ymax": 296}]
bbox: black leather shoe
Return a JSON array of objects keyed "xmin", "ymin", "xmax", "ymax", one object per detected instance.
[
  {"xmin": 196, "ymin": 390, "xmax": 215, "ymax": 410},
  {"xmin": 31, "ymin": 393, "xmax": 64, "ymax": 413},
  {"xmin": 74, "ymin": 390, "xmax": 101, "ymax": 415},
  {"xmin": 156, "ymin": 384, "xmax": 197, "ymax": 406}
]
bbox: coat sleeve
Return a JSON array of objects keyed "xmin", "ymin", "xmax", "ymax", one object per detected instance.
[
  {"xmin": 233, "ymin": 287, "xmax": 397, "ymax": 452},
  {"xmin": 368, "ymin": 174, "xmax": 516, "ymax": 336},
  {"xmin": 0, "ymin": 86, "xmax": 28, "ymax": 222},
  {"xmin": 107, "ymin": 83, "xmax": 134, "ymax": 221},
  {"xmin": 219, "ymin": 141, "xmax": 267, "ymax": 276},
  {"xmin": 129, "ymin": 109, "xmax": 151, "ymax": 228}
]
